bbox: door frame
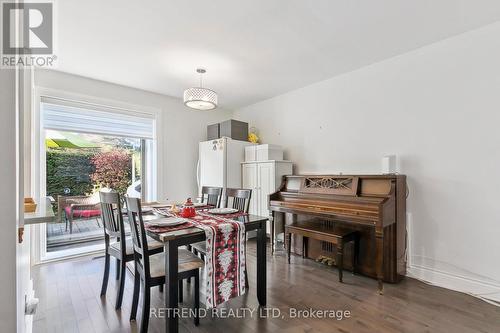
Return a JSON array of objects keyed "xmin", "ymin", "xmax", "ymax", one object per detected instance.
[{"xmin": 30, "ymin": 86, "xmax": 163, "ymax": 264}]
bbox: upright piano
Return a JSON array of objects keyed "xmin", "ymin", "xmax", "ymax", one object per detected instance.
[{"xmin": 268, "ymin": 174, "xmax": 407, "ymax": 292}]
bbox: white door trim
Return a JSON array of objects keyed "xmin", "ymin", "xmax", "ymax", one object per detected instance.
[{"xmin": 31, "ymin": 86, "xmax": 163, "ymax": 263}]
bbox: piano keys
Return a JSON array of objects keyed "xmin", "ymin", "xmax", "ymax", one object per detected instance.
[{"xmin": 268, "ymin": 175, "xmax": 407, "ymax": 293}]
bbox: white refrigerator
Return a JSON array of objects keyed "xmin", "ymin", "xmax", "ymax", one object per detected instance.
[{"xmin": 197, "ymin": 137, "xmax": 255, "ymax": 199}]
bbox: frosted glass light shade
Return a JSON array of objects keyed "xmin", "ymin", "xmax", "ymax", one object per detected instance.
[{"xmin": 183, "ymin": 87, "xmax": 218, "ymax": 110}]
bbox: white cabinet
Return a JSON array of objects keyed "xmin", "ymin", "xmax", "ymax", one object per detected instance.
[
  {"xmin": 242, "ymin": 160, "xmax": 293, "ymax": 235},
  {"xmin": 242, "ymin": 163, "xmax": 258, "ymax": 214}
]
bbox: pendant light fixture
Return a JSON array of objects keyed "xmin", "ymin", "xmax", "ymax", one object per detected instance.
[{"xmin": 183, "ymin": 68, "xmax": 218, "ymax": 110}]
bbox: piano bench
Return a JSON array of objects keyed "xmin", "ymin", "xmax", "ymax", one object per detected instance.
[{"xmin": 285, "ymin": 221, "xmax": 360, "ymax": 283}]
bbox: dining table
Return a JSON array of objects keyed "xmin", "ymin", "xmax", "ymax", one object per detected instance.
[{"xmin": 144, "ymin": 210, "xmax": 268, "ymax": 333}]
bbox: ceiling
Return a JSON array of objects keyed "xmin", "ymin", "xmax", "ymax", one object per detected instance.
[{"xmin": 55, "ymin": 0, "xmax": 500, "ymax": 109}]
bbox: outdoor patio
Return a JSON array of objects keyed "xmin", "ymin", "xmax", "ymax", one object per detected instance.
[
  {"xmin": 46, "ymin": 217, "xmax": 130, "ymax": 252},
  {"xmin": 44, "ymin": 130, "xmax": 140, "ymax": 254}
]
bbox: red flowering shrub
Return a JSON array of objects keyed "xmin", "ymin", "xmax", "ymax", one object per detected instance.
[{"xmin": 90, "ymin": 149, "xmax": 132, "ymax": 194}]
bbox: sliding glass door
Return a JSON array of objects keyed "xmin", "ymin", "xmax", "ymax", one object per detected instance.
[
  {"xmin": 44, "ymin": 130, "xmax": 148, "ymax": 256},
  {"xmin": 36, "ymin": 97, "xmax": 158, "ymax": 261}
]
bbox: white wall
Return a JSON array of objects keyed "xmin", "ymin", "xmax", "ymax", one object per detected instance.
[
  {"xmin": 34, "ymin": 69, "xmax": 232, "ymax": 202},
  {"xmin": 0, "ymin": 69, "xmax": 19, "ymax": 331},
  {"xmin": 234, "ymin": 22, "xmax": 500, "ymax": 302}
]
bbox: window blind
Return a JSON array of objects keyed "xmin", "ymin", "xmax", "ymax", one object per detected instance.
[{"xmin": 41, "ymin": 98, "xmax": 155, "ymax": 139}]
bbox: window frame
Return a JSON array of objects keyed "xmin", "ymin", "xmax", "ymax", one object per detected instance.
[{"xmin": 31, "ymin": 86, "xmax": 163, "ymax": 263}]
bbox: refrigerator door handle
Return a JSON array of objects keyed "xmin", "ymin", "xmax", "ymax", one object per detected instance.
[{"xmin": 196, "ymin": 159, "xmax": 201, "ymax": 190}]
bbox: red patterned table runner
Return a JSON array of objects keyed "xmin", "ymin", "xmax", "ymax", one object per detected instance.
[
  {"xmin": 145, "ymin": 209, "xmax": 248, "ymax": 308},
  {"xmin": 189, "ymin": 212, "xmax": 246, "ymax": 308},
  {"xmin": 204, "ymin": 211, "xmax": 249, "ymax": 219}
]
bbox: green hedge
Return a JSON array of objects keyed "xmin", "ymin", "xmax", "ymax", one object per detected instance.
[{"xmin": 46, "ymin": 148, "xmax": 97, "ymax": 199}]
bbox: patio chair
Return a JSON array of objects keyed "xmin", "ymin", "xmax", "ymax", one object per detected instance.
[{"xmin": 58, "ymin": 194, "xmax": 102, "ymax": 234}]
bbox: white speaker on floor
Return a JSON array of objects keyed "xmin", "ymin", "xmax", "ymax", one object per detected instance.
[{"xmin": 381, "ymin": 155, "xmax": 397, "ymax": 174}]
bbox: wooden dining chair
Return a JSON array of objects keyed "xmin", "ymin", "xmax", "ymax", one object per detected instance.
[
  {"xmin": 187, "ymin": 186, "xmax": 223, "ymax": 254},
  {"xmin": 192, "ymin": 187, "xmax": 252, "ymax": 289},
  {"xmin": 200, "ymin": 186, "xmax": 223, "ymax": 207},
  {"xmin": 224, "ymin": 188, "xmax": 252, "ymax": 212},
  {"xmin": 99, "ymin": 191, "xmax": 163, "ymax": 310},
  {"xmin": 126, "ymin": 197, "xmax": 203, "ymax": 333}
]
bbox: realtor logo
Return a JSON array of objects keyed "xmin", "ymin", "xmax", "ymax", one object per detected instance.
[{"xmin": 1, "ymin": 1, "xmax": 56, "ymax": 67}]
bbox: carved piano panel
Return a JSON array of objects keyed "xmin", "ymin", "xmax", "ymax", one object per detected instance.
[{"xmin": 300, "ymin": 176, "xmax": 359, "ymax": 196}]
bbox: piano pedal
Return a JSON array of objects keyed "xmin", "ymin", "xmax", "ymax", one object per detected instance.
[
  {"xmin": 378, "ymin": 281, "xmax": 384, "ymax": 295},
  {"xmin": 315, "ymin": 255, "xmax": 325, "ymax": 263},
  {"xmin": 316, "ymin": 256, "xmax": 336, "ymax": 266}
]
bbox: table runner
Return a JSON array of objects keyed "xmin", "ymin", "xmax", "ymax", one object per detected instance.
[
  {"xmin": 145, "ymin": 209, "xmax": 248, "ymax": 308},
  {"xmin": 190, "ymin": 211, "xmax": 246, "ymax": 308}
]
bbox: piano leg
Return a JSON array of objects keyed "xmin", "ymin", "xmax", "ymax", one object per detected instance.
[
  {"xmin": 336, "ymin": 242, "xmax": 343, "ymax": 283},
  {"xmin": 289, "ymin": 213, "xmax": 297, "ymax": 250},
  {"xmin": 375, "ymin": 229, "xmax": 384, "ymax": 294},
  {"xmin": 270, "ymin": 211, "xmax": 275, "ymax": 255},
  {"xmin": 286, "ymin": 232, "xmax": 292, "ymax": 264},
  {"xmin": 353, "ymin": 233, "xmax": 360, "ymax": 275}
]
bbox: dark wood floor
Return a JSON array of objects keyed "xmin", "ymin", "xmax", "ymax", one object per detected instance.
[{"xmin": 32, "ymin": 240, "xmax": 500, "ymax": 333}]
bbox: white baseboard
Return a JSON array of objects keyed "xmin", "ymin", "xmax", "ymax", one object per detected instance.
[
  {"xmin": 408, "ymin": 263, "xmax": 500, "ymax": 305},
  {"xmin": 405, "ymin": 213, "xmax": 500, "ymax": 306},
  {"xmin": 24, "ymin": 278, "xmax": 35, "ymax": 333}
]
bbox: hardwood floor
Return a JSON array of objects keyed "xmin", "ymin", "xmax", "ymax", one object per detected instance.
[{"xmin": 32, "ymin": 240, "xmax": 500, "ymax": 333}]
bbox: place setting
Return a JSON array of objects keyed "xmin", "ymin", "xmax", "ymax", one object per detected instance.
[{"xmin": 144, "ymin": 216, "xmax": 194, "ymax": 233}]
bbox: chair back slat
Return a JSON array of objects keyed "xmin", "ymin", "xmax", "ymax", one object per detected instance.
[
  {"xmin": 125, "ymin": 197, "xmax": 150, "ymax": 276},
  {"xmin": 201, "ymin": 186, "xmax": 223, "ymax": 208},
  {"xmin": 224, "ymin": 188, "xmax": 252, "ymax": 213},
  {"xmin": 99, "ymin": 191, "xmax": 124, "ymax": 239}
]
